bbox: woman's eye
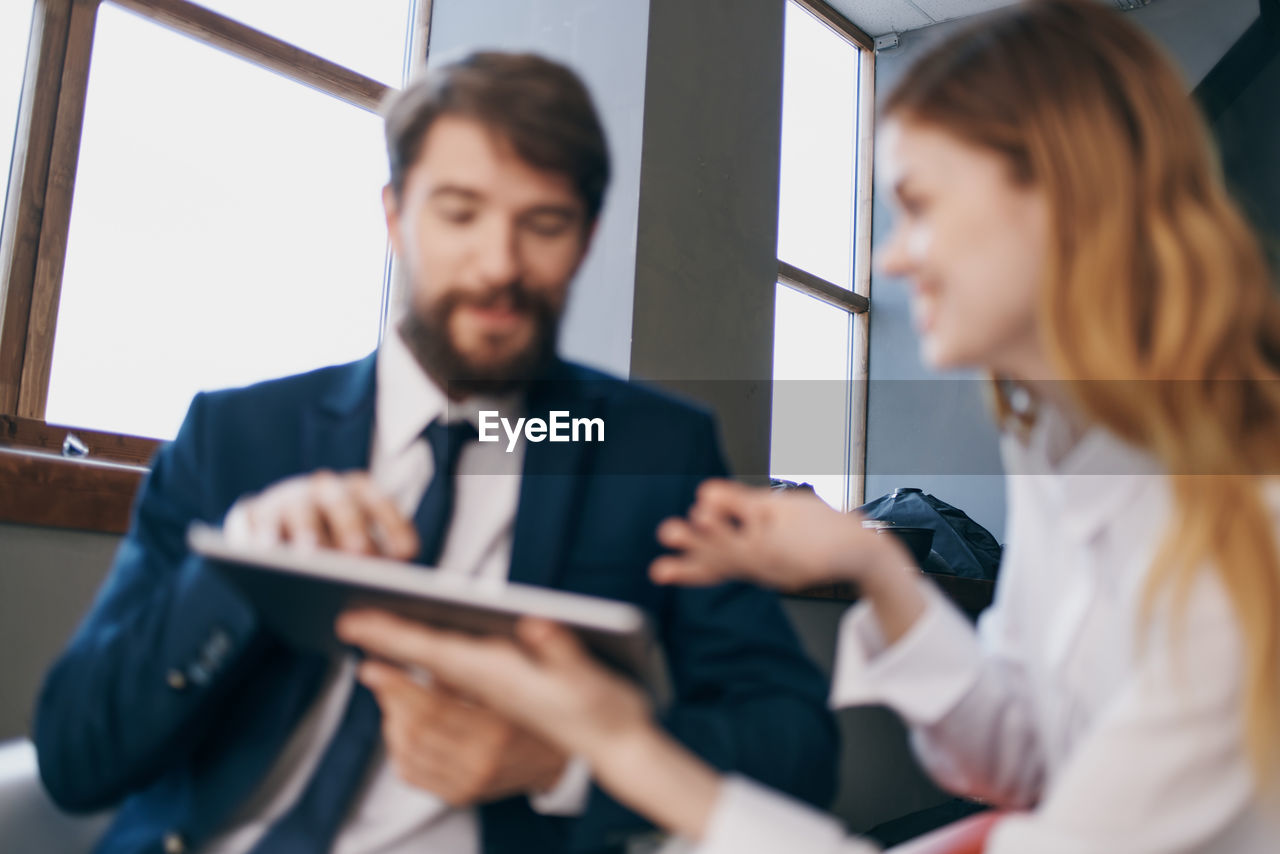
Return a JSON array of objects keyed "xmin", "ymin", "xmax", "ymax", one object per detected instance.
[{"xmin": 900, "ymin": 196, "xmax": 927, "ymax": 217}]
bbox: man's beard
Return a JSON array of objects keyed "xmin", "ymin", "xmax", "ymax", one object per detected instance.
[{"xmin": 398, "ymin": 282, "xmax": 561, "ymax": 399}]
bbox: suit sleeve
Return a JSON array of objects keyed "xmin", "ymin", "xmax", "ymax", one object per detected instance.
[
  {"xmin": 572, "ymin": 413, "xmax": 840, "ymax": 848},
  {"xmin": 33, "ymin": 393, "xmax": 267, "ymax": 812}
]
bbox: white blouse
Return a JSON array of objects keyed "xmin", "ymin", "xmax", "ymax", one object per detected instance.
[{"xmin": 688, "ymin": 412, "xmax": 1278, "ymax": 854}]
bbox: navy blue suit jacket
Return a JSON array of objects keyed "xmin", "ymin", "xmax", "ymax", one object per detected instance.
[{"xmin": 35, "ymin": 354, "xmax": 837, "ymax": 854}]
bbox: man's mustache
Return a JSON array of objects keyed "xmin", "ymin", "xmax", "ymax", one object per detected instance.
[{"xmin": 451, "ymin": 283, "xmax": 537, "ymax": 313}]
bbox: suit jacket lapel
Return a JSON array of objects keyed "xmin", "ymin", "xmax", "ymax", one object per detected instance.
[
  {"xmin": 508, "ymin": 361, "xmax": 604, "ymax": 590},
  {"xmin": 300, "ymin": 352, "xmax": 378, "ymax": 472}
]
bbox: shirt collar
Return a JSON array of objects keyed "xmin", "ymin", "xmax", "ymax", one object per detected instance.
[
  {"xmin": 375, "ymin": 329, "xmax": 523, "ymax": 457},
  {"xmin": 1002, "ymin": 403, "xmax": 1164, "ymax": 543}
]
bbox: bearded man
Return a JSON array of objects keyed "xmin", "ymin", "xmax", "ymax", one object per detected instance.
[{"xmin": 34, "ymin": 52, "xmax": 837, "ymax": 854}]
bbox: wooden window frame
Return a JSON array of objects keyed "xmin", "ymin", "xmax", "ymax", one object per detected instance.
[
  {"xmin": 778, "ymin": 8, "xmax": 993, "ymax": 614},
  {"xmin": 774, "ymin": 0, "xmax": 875, "ymax": 512},
  {"xmin": 0, "ymin": 0, "xmax": 430, "ymax": 533}
]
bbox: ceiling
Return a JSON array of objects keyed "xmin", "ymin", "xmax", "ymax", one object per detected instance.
[{"xmin": 825, "ymin": 0, "xmax": 1153, "ymax": 38}]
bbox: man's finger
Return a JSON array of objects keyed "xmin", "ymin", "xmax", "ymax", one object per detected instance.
[
  {"xmin": 361, "ymin": 661, "xmax": 485, "ymax": 740},
  {"xmin": 350, "ymin": 476, "xmax": 419, "ymax": 559},
  {"xmin": 312, "ymin": 475, "xmax": 378, "ymax": 554},
  {"xmin": 279, "ymin": 497, "xmax": 326, "ymax": 550}
]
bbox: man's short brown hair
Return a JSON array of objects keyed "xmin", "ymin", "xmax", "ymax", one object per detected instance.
[{"xmin": 382, "ymin": 51, "xmax": 610, "ymax": 222}]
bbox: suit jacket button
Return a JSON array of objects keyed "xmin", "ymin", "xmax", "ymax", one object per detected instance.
[
  {"xmin": 162, "ymin": 831, "xmax": 186, "ymax": 853},
  {"xmin": 166, "ymin": 670, "xmax": 187, "ymax": 691}
]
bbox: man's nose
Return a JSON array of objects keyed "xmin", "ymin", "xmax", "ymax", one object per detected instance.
[{"xmin": 472, "ymin": 217, "xmax": 521, "ymax": 287}]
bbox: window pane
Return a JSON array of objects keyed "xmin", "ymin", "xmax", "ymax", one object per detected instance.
[
  {"xmin": 194, "ymin": 0, "xmax": 413, "ymax": 86},
  {"xmin": 770, "ymin": 284, "xmax": 852, "ymax": 510},
  {"xmin": 47, "ymin": 5, "xmax": 389, "ymax": 440},
  {"xmin": 777, "ymin": 1, "xmax": 860, "ymax": 289},
  {"xmin": 1, "ymin": 1, "xmax": 34, "ymax": 229}
]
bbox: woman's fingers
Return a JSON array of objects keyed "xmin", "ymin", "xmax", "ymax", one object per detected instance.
[
  {"xmin": 649, "ymin": 554, "xmax": 731, "ymax": 586},
  {"xmin": 337, "ymin": 609, "xmax": 477, "ymax": 683},
  {"xmin": 656, "ymin": 517, "xmax": 699, "ymax": 550},
  {"xmin": 693, "ymin": 478, "xmax": 754, "ymax": 514},
  {"xmin": 515, "ymin": 618, "xmax": 587, "ymax": 670}
]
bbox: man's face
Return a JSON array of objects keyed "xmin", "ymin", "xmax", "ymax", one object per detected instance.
[{"xmin": 383, "ymin": 115, "xmax": 594, "ymax": 395}]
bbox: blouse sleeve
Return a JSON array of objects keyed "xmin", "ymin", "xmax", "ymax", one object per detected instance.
[
  {"xmin": 979, "ymin": 572, "xmax": 1260, "ymax": 853},
  {"xmin": 664, "ymin": 775, "xmax": 879, "ymax": 854},
  {"xmin": 830, "ymin": 581, "xmax": 1048, "ymax": 808},
  {"xmin": 833, "ymin": 571, "xmax": 1263, "ymax": 853}
]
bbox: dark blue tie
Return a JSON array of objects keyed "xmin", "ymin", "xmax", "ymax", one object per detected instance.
[
  {"xmin": 247, "ymin": 418, "xmax": 476, "ymax": 853},
  {"xmin": 413, "ymin": 419, "xmax": 479, "ymax": 566}
]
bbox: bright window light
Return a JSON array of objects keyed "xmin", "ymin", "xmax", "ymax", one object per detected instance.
[{"xmin": 45, "ymin": 5, "xmax": 391, "ymax": 439}]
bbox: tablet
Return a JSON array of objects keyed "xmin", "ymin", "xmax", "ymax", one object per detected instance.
[{"xmin": 188, "ymin": 524, "xmax": 668, "ymax": 699}]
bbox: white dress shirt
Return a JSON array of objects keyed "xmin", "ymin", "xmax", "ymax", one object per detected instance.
[
  {"xmin": 687, "ymin": 407, "xmax": 1279, "ymax": 854},
  {"xmin": 204, "ymin": 331, "xmax": 590, "ymax": 854}
]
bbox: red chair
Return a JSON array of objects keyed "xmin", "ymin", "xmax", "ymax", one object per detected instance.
[{"xmin": 885, "ymin": 811, "xmax": 1006, "ymax": 854}]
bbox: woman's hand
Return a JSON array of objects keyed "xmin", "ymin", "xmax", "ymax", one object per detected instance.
[
  {"xmin": 336, "ymin": 612, "xmax": 653, "ymax": 762},
  {"xmin": 337, "ymin": 611, "xmax": 728, "ymax": 840},
  {"xmin": 651, "ymin": 479, "xmax": 912, "ymax": 592}
]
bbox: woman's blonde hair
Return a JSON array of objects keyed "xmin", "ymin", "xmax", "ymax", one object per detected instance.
[{"xmin": 885, "ymin": 0, "xmax": 1280, "ymax": 775}]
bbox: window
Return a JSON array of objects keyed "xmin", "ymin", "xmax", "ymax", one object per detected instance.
[
  {"xmin": 1, "ymin": 3, "xmax": 34, "ymax": 234},
  {"xmin": 0, "ymin": 0, "xmax": 429, "ymax": 532},
  {"xmin": 770, "ymin": 0, "xmax": 874, "ymax": 510},
  {"xmin": 193, "ymin": 0, "xmax": 412, "ymax": 86},
  {"xmin": 47, "ymin": 4, "xmax": 395, "ymax": 439},
  {"xmin": 1, "ymin": 0, "xmax": 429, "ymax": 446}
]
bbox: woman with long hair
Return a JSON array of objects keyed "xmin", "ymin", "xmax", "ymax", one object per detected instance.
[{"xmin": 339, "ymin": 1, "xmax": 1280, "ymax": 850}]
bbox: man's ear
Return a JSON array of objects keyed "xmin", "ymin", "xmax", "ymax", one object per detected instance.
[{"xmin": 382, "ymin": 184, "xmax": 402, "ymax": 255}]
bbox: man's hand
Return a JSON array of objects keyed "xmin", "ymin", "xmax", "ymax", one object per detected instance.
[
  {"xmin": 223, "ymin": 470, "xmax": 418, "ymax": 558},
  {"xmin": 358, "ymin": 660, "xmax": 569, "ymax": 806}
]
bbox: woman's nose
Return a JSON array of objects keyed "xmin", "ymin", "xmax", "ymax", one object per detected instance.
[{"xmin": 874, "ymin": 226, "xmax": 912, "ymax": 279}]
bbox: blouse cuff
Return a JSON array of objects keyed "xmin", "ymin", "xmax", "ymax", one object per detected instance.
[
  {"xmin": 981, "ymin": 813, "xmax": 1076, "ymax": 854},
  {"xmin": 683, "ymin": 775, "xmax": 875, "ymax": 854},
  {"xmin": 829, "ymin": 582, "xmax": 984, "ymax": 726}
]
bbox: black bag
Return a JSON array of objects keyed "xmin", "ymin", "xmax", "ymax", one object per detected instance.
[{"xmin": 857, "ymin": 487, "xmax": 1002, "ymax": 581}]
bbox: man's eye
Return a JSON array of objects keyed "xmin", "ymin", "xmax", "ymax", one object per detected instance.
[
  {"xmin": 523, "ymin": 216, "xmax": 572, "ymax": 237},
  {"xmin": 438, "ymin": 207, "xmax": 476, "ymax": 224}
]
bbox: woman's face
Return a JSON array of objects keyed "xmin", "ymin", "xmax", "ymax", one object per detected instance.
[{"xmin": 876, "ymin": 118, "xmax": 1053, "ymax": 379}]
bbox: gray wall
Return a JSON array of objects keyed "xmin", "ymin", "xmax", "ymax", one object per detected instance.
[
  {"xmin": 629, "ymin": 0, "xmax": 782, "ymax": 480},
  {"xmin": 0, "ymin": 524, "xmax": 116, "ymax": 740}
]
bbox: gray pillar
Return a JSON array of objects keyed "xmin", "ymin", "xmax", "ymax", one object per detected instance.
[{"xmin": 631, "ymin": 0, "xmax": 784, "ymax": 480}]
